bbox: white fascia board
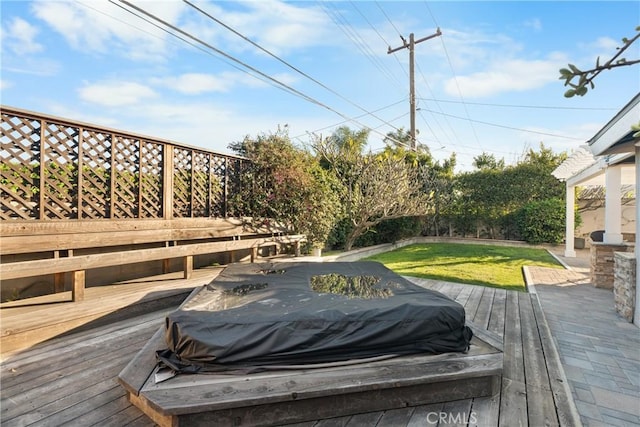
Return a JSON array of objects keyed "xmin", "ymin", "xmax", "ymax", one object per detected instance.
[
  {"xmin": 566, "ymin": 152, "xmax": 635, "ymax": 187},
  {"xmin": 589, "ymin": 94, "xmax": 640, "ymax": 156},
  {"xmin": 566, "ymin": 158, "xmax": 606, "ymax": 187}
]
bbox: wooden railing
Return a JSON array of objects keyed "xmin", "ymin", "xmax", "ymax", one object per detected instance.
[
  {"xmin": 0, "ymin": 106, "xmax": 308, "ymax": 302},
  {"xmin": 1, "ymin": 105, "xmax": 249, "ymax": 221}
]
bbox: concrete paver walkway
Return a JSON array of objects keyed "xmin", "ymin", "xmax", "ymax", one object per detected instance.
[{"xmin": 530, "ymin": 249, "xmax": 640, "ymax": 427}]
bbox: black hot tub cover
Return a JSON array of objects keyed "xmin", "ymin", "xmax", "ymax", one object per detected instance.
[{"xmin": 158, "ymin": 261, "xmax": 472, "ymax": 373}]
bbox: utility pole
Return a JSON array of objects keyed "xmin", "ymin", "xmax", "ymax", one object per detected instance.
[{"xmin": 388, "ymin": 28, "xmax": 441, "ymax": 150}]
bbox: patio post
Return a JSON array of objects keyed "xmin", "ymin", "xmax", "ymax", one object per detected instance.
[
  {"xmin": 564, "ymin": 182, "xmax": 576, "ymax": 257},
  {"xmin": 604, "ymin": 165, "xmax": 623, "ymax": 244}
]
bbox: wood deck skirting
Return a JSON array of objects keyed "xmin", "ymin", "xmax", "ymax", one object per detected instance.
[{"xmin": 0, "ymin": 276, "xmax": 580, "ymax": 427}]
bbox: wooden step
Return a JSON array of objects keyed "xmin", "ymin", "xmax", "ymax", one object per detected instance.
[{"xmin": 120, "ymin": 326, "xmax": 502, "ymax": 427}]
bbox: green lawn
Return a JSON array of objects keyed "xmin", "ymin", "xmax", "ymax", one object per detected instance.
[{"xmin": 365, "ymin": 243, "xmax": 563, "ymax": 291}]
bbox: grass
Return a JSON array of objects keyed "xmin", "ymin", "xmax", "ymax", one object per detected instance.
[{"xmin": 364, "ymin": 243, "xmax": 563, "ymax": 291}]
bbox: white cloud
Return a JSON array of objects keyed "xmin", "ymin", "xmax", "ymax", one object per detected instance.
[
  {"xmin": 115, "ymin": 100, "xmax": 322, "ymax": 153},
  {"xmin": 415, "ymin": 28, "xmax": 524, "ymax": 73},
  {"xmin": 155, "ymin": 73, "xmax": 230, "ymax": 95},
  {"xmin": 523, "ymin": 18, "xmax": 542, "ymax": 32},
  {"xmin": 78, "ymin": 81, "xmax": 157, "ymax": 107},
  {"xmin": 586, "ymin": 36, "xmax": 620, "ymax": 52},
  {"xmin": 2, "ymin": 17, "xmax": 43, "ymax": 55},
  {"xmin": 69, "ymin": 96, "xmax": 334, "ymax": 154},
  {"xmin": 1, "ymin": 57, "xmax": 61, "ymax": 76},
  {"xmin": 251, "ymin": 1, "xmax": 330, "ymax": 51},
  {"xmin": 182, "ymin": 0, "xmax": 337, "ymax": 56},
  {"xmin": 0, "ymin": 79, "xmax": 14, "ymax": 90},
  {"xmin": 151, "ymin": 71, "xmax": 298, "ymax": 95},
  {"xmin": 578, "ymin": 36, "xmax": 624, "ymax": 66},
  {"xmin": 0, "ymin": 15, "xmax": 60, "ymax": 76},
  {"xmin": 443, "ymin": 54, "xmax": 567, "ymax": 98},
  {"xmin": 30, "ymin": 0, "xmax": 184, "ymax": 61}
]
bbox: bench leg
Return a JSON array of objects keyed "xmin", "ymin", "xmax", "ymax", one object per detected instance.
[
  {"xmin": 294, "ymin": 241, "xmax": 301, "ymax": 257},
  {"xmin": 251, "ymin": 247, "xmax": 258, "ymax": 263},
  {"xmin": 72, "ymin": 270, "xmax": 85, "ymax": 302},
  {"xmin": 54, "ymin": 272, "xmax": 65, "ymax": 293},
  {"xmin": 162, "ymin": 258, "xmax": 171, "ymax": 274},
  {"xmin": 183, "ymin": 255, "xmax": 193, "ymax": 279}
]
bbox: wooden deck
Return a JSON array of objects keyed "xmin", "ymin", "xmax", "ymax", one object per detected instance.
[
  {"xmin": 0, "ymin": 274, "xmax": 579, "ymax": 426},
  {"xmin": 0, "ymin": 267, "xmax": 224, "ymax": 358}
]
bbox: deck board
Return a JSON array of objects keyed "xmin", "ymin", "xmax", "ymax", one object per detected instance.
[
  {"xmin": 498, "ymin": 290, "xmax": 527, "ymax": 427},
  {"xmin": 518, "ymin": 292, "xmax": 559, "ymax": 427},
  {"xmin": 473, "ymin": 287, "xmax": 495, "ymax": 328},
  {"xmin": 375, "ymin": 407, "xmax": 416, "ymax": 426},
  {"xmin": 487, "ymin": 289, "xmax": 507, "ymax": 338},
  {"xmin": 406, "ymin": 402, "xmax": 443, "ymax": 427},
  {"xmin": 0, "ymin": 267, "xmax": 222, "ymax": 357},
  {"xmin": 0, "ymin": 275, "xmax": 579, "ymax": 427}
]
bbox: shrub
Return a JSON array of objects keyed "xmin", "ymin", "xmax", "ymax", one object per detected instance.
[
  {"xmin": 327, "ymin": 216, "xmax": 423, "ymax": 250},
  {"xmin": 516, "ymin": 198, "xmax": 577, "ymax": 244}
]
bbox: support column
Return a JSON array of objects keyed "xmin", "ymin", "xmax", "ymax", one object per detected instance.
[
  {"xmin": 565, "ymin": 182, "xmax": 576, "ymax": 257},
  {"xmin": 72, "ymin": 270, "xmax": 85, "ymax": 302},
  {"xmin": 604, "ymin": 165, "xmax": 623, "ymax": 244},
  {"xmin": 635, "ymin": 144, "xmax": 639, "ymax": 327},
  {"xmin": 183, "ymin": 255, "xmax": 193, "ymax": 279}
]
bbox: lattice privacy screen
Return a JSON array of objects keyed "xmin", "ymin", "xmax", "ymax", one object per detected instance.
[{"xmin": 1, "ymin": 107, "xmax": 246, "ymax": 220}]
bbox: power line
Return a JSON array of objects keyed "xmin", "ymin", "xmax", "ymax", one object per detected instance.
[
  {"xmin": 373, "ymin": 2, "xmax": 410, "ymax": 80},
  {"xmin": 417, "ymin": 107, "xmax": 584, "ymax": 140},
  {"xmin": 184, "ymin": 0, "xmax": 405, "ymax": 135},
  {"xmin": 423, "ymin": 1, "xmax": 483, "ymax": 151},
  {"xmin": 375, "ymin": 0, "xmax": 402, "ymax": 37},
  {"xmin": 374, "ymin": 1, "xmax": 415, "ymax": 85},
  {"xmin": 387, "ymin": 29, "xmax": 442, "ymax": 149},
  {"xmin": 291, "ymin": 98, "xmax": 407, "ymax": 139},
  {"xmin": 105, "ymin": 0, "xmax": 296, "ymax": 96},
  {"xmin": 416, "ymin": 97, "xmax": 618, "ymax": 110},
  {"xmin": 347, "ymin": 0, "xmax": 404, "ymax": 91},
  {"xmin": 414, "ymin": 61, "xmax": 458, "ymax": 145},
  {"xmin": 374, "ymin": 2, "xmax": 458, "ymax": 151},
  {"xmin": 319, "ymin": 2, "xmax": 399, "ymax": 87},
  {"xmin": 117, "ymin": 0, "xmax": 408, "ymax": 146}
]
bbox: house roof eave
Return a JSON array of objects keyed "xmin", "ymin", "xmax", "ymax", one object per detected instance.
[{"xmin": 588, "ymin": 92, "xmax": 640, "ymax": 156}]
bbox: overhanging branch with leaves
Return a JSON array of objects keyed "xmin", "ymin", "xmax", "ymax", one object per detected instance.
[{"xmin": 559, "ymin": 27, "xmax": 640, "ymax": 98}]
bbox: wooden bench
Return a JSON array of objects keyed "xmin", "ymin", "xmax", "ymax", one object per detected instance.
[{"xmin": 1, "ymin": 218, "xmax": 306, "ymax": 302}]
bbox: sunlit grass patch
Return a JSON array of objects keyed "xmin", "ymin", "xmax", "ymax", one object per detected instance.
[{"xmin": 365, "ymin": 243, "xmax": 562, "ymax": 291}]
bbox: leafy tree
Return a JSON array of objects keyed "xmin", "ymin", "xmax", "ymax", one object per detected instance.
[
  {"xmin": 381, "ymin": 130, "xmax": 458, "ymax": 237},
  {"xmin": 383, "ymin": 127, "xmax": 432, "ymax": 159},
  {"xmin": 421, "ymin": 154, "xmax": 457, "ymax": 236},
  {"xmin": 228, "ymin": 128, "xmax": 340, "ymax": 247},
  {"xmin": 313, "ymin": 127, "xmax": 431, "ymax": 251},
  {"xmin": 473, "ymin": 152, "xmax": 505, "ymax": 170}
]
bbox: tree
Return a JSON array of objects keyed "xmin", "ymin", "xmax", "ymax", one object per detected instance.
[
  {"xmin": 228, "ymin": 128, "xmax": 341, "ymax": 247},
  {"xmin": 559, "ymin": 27, "xmax": 640, "ymax": 98},
  {"xmin": 383, "ymin": 127, "xmax": 432, "ymax": 156},
  {"xmin": 313, "ymin": 127, "xmax": 431, "ymax": 251},
  {"xmin": 472, "ymin": 152, "xmax": 505, "ymax": 171},
  {"xmin": 419, "ymin": 153, "xmax": 457, "ymax": 236},
  {"xmin": 452, "ymin": 143, "xmax": 566, "ymax": 239}
]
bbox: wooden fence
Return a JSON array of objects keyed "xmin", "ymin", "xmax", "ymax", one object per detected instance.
[{"xmin": 1, "ymin": 105, "xmax": 249, "ymax": 221}]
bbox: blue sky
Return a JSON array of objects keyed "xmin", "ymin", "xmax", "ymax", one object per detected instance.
[{"xmin": 1, "ymin": 1, "xmax": 639, "ymax": 171}]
